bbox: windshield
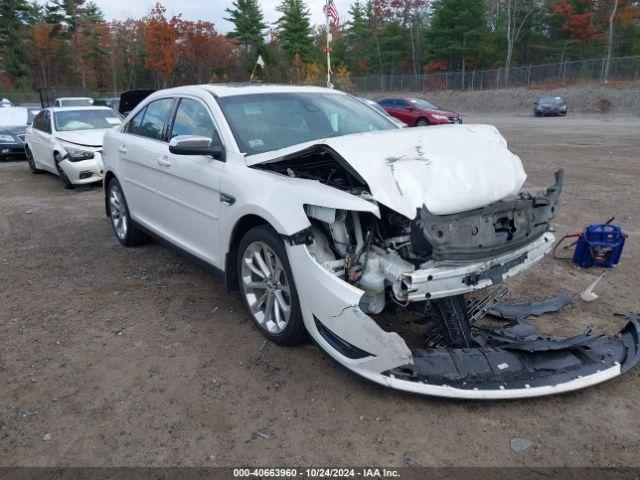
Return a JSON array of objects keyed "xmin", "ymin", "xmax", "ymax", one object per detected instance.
[
  {"xmin": 54, "ymin": 109, "xmax": 123, "ymax": 131},
  {"xmin": 59, "ymin": 98, "xmax": 93, "ymax": 107},
  {"xmin": 0, "ymin": 107, "xmax": 32, "ymax": 126},
  {"xmin": 539, "ymin": 96, "xmax": 564, "ymax": 104},
  {"xmin": 410, "ymin": 98, "xmax": 439, "ymax": 110},
  {"xmin": 217, "ymin": 92, "xmax": 396, "ymax": 155}
]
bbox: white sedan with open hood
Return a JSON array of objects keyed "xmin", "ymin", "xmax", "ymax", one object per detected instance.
[
  {"xmin": 25, "ymin": 106, "xmax": 122, "ymax": 188},
  {"xmin": 103, "ymin": 85, "xmax": 639, "ymax": 399}
]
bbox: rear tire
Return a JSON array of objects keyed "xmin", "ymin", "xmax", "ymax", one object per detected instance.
[
  {"xmin": 54, "ymin": 152, "xmax": 73, "ymax": 189},
  {"xmin": 237, "ymin": 225, "xmax": 306, "ymax": 346},
  {"xmin": 415, "ymin": 117, "xmax": 429, "ymax": 127},
  {"xmin": 107, "ymin": 177, "xmax": 148, "ymax": 247}
]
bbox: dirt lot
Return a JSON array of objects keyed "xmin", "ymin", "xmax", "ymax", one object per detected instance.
[{"xmin": 1, "ymin": 113, "xmax": 639, "ymax": 468}]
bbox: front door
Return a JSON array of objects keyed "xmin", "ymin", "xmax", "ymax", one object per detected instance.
[{"xmin": 155, "ymin": 97, "xmax": 224, "ymax": 267}]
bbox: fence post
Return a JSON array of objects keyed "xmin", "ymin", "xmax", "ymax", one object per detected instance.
[
  {"xmin": 445, "ymin": 73, "xmax": 448, "ymax": 90},
  {"xmin": 471, "ymin": 70, "xmax": 475, "ymax": 91},
  {"xmin": 497, "ymin": 67, "xmax": 500, "ymax": 89},
  {"xmin": 527, "ymin": 64, "xmax": 531, "ymax": 88},
  {"xmin": 364, "ymin": 76, "xmax": 367, "ymax": 95}
]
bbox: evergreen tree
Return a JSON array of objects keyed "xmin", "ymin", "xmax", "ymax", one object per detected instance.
[
  {"xmin": 0, "ymin": 0, "xmax": 33, "ymax": 88},
  {"xmin": 224, "ymin": 0, "xmax": 267, "ymax": 53},
  {"xmin": 275, "ymin": 0, "xmax": 315, "ymax": 62},
  {"xmin": 428, "ymin": 0, "xmax": 488, "ymax": 74}
]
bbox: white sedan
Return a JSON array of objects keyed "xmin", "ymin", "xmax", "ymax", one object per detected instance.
[
  {"xmin": 25, "ymin": 106, "xmax": 122, "ymax": 188},
  {"xmin": 102, "ymin": 84, "xmax": 639, "ymax": 399}
]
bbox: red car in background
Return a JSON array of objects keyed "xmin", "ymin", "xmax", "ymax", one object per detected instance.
[{"xmin": 378, "ymin": 97, "xmax": 461, "ymax": 127}]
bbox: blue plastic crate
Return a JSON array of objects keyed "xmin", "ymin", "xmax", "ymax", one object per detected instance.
[{"xmin": 573, "ymin": 223, "xmax": 626, "ymax": 268}]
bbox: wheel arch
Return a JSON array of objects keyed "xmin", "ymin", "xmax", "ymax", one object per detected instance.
[{"xmin": 224, "ymin": 214, "xmax": 273, "ymax": 292}]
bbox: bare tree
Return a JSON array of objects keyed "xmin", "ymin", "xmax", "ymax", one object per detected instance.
[
  {"xmin": 504, "ymin": 0, "xmax": 534, "ymax": 86},
  {"xmin": 603, "ymin": 0, "xmax": 620, "ymax": 83}
]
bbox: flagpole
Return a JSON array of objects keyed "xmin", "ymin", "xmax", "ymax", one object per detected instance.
[{"xmin": 325, "ymin": 0, "xmax": 332, "ymax": 88}]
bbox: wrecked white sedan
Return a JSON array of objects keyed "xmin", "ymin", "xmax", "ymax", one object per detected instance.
[{"xmin": 103, "ymin": 85, "xmax": 639, "ymax": 399}]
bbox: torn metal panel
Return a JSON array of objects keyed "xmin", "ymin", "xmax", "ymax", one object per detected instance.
[
  {"xmin": 246, "ymin": 125, "xmax": 527, "ymax": 219},
  {"xmin": 411, "ymin": 170, "xmax": 563, "ymax": 262},
  {"xmin": 384, "ymin": 318, "xmax": 639, "ymax": 397},
  {"xmin": 488, "ymin": 293, "xmax": 574, "ymax": 321}
]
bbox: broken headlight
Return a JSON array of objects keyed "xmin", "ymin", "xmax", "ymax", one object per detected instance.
[{"xmin": 65, "ymin": 146, "xmax": 95, "ymax": 162}]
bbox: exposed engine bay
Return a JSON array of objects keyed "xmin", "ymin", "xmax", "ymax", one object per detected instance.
[{"xmin": 252, "ymin": 131, "xmax": 639, "ymax": 398}]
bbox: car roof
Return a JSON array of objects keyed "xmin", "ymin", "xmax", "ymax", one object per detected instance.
[
  {"xmin": 48, "ymin": 106, "xmax": 113, "ymax": 112},
  {"xmin": 149, "ymin": 83, "xmax": 346, "ymax": 99}
]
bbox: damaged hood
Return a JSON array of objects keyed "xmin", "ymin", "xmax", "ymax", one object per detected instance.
[
  {"xmin": 246, "ymin": 125, "xmax": 527, "ymax": 218},
  {"xmin": 55, "ymin": 129, "xmax": 110, "ymax": 148}
]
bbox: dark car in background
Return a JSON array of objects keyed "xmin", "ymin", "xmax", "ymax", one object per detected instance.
[
  {"xmin": 534, "ymin": 96, "xmax": 567, "ymax": 117},
  {"xmin": 378, "ymin": 97, "xmax": 461, "ymax": 127},
  {"xmin": 0, "ymin": 107, "xmax": 38, "ymax": 161},
  {"xmin": 94, "ymin": 97, "xmax": 120, "ymax": 112}
]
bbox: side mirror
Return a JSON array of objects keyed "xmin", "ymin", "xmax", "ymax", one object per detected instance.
[
  {"xmin": 169, "ymin": 135, "xmax": 225, "ymax": 161},
  {"xmin": 406, "ymin": 105, "xmax": 415, "ymax": 111},
  {"xmin": 533, "ymin": 102, "xmax": 538, "ymax": 106}
]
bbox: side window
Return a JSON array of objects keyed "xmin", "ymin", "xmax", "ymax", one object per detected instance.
[
  {"xmin": 378, "ymin": 99, "xmax": 392, "ymax": 108},
  {"xmin": 396, "ymin": 100, "xmax": 409, "ymax": 109},
  {"xmin": 125, "ymin": 106, "xmax": 147, "ymax": 135},
  {"xmin": 138, "ymin": 98, "xmax": 173, "ymax": 140},
  {"xmin": 32, "ymin": 112, "xmax": 43, "ymax": 131},
  {"xmin": 41, "ymin": 111, "xmax": 52, "ymax": 133},
  {"xmin": 170, "ymin": 98, "xmax": 218, "ymax": 141}
]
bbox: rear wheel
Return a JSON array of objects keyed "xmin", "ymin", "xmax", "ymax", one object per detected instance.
[
  {"xmin": 107, "ymin": 177, "xmax": 148, "ymax": 246},
  {"xmin": 415, "ymin": 117, "xmax": 429, "ymax": 127},
  {"xmin": 237, "ymin": 225, "xmax": 306, "ymax": 346}
]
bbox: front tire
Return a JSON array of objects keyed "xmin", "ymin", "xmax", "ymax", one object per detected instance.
[
  {"xmin": 25, "ymin": 147, "xmax": 42, "ymax": 173},
  {"xmin": 237, "ymin": 225, "xmax": 306, "ymax": 346},
  {"xmin": 107, "ymin": 177, "xmax": 148, "ymax": 247},
  {"xmin": 415, "ymin": 117, "xmax": 429, "ymax": 127},
  {"xmin": 54, "ymin": 153, "xmax": 73, "ymax": 189}
]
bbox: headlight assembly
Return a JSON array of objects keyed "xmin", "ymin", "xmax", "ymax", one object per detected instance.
[
  {"xmin": 431, "ymin": 114, "xmax": 449, "ymax": 121},
  {"xmin": 65, "ymin": 146, "xmax": 95, "ymax": 162},
  {"xmin": 0, "ymin": 134, "xmax": 14, "ymax": 142}
]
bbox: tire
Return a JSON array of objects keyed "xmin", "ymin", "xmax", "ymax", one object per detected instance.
[
  {"xmin": 415, "ymin": 117, "xmax": 429, "ymax": 127},
  {"xmin": 54, "ymin": 152, "xmax": 73, "ymax": 189},
  {"xmin": 25, "ymin": 147, "xmax": 42, "ymax": 173},
  {"xmin": 106, "ymin": 177, "xmax": 148, "ymax": 247},
  {"xmin": 237, "ymin": 225, "xmax": 306, "ymax": 346}
]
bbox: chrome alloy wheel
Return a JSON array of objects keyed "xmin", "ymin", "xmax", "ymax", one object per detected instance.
[
  {"xmin": 109, "ymin": 185, "xmax": 128, "ymax": 240},
  {"xmin": 241, "ymin": 241, "xmax": 291, "ymax": 334}
]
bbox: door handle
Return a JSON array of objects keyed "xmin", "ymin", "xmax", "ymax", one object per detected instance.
[
  {"xmin": 157, "ymin": 157, "xmax": 171, "ymax": 167},
  {"xmin": 117, "ymin": 146, "xmax": 127, "ymax": 154}
]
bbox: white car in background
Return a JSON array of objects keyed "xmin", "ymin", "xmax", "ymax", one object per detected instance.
[
  {"xmin": 102, "ymin": 84, "xmax": 639, "ymax": 399},
  {"xmin": 25, "ymin": 106, "xmax": 122, "ymax": 188},
  {"xmin": 53, "ymin": 97, "xmax": 94, "ymax": 107}
]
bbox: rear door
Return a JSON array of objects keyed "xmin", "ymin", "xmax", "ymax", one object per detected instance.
[
  {"xmin": 155, "ymin": 96, "xmax": 225, "ymax": 266},
  {"xmin": 393, "ymin": 99, "xmax": 415, "ymax": 124},
  {"xmin": 117, "ymin": 97, "xmax": 174, "ymax": 230}
]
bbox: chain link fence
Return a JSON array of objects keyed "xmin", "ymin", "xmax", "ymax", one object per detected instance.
[{"xmin": 337, "ymin": 56, "xmax": 640, "ymax": 94}]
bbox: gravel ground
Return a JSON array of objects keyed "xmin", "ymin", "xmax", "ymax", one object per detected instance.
[{"xmin": 1, "ymin": 113, "xmax": 639, "ymax": 467}]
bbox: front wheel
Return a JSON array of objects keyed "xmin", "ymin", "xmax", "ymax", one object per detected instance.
[
  {"xmin": 25, "ymin": 147, "xmax": 42, "ymax": 173},
  {"xmin": 415, "ymin": 117, "xmax": 429, "ymax": 127},
  {"xmin": 54, "ymin": 153, "xmax": 73, "ymax": 189},
  {"xmin": 237, "ymin": 225, "xmax": 306, "ymax": 346}
]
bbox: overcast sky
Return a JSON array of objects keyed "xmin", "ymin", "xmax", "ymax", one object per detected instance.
[{"xmin": 90, "ymin": 0, "xmax": 350, "ymax": 33}]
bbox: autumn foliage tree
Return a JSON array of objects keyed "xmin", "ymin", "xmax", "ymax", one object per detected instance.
[{"xmin": 143, "ymin": 3, "xmax": 179, "ymax": 87}]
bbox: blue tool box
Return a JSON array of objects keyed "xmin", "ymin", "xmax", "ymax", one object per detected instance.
[{"xmin": 573, "ymin": 223, "xmax": 626, "ymax": 268}]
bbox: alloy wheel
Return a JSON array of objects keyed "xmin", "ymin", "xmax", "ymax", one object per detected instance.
[
  {"xmin": 109, "ymin": 185, "xmax": 128, "ymax": 240},
  {"xmin": 241, "ymin": 241, "xmax": 291, "ymax": 334}
]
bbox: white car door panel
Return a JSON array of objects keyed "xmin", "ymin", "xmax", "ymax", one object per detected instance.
[
  {"xmin": 154, "ymin": 97, "xmax": 224, "ymax": 266},
  {"xmin": 117, "ymin": 98, "xmax": 174, "ymax": 229}
]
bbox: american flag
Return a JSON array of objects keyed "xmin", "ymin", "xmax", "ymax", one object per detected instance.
[{"xmin": 323, "ymin": 0, "xmax": 340, "ymax": 26}]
